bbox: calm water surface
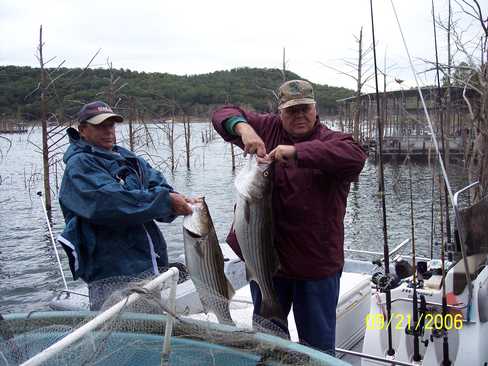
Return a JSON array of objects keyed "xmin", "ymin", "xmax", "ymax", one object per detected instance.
[{"xmin": 0, "ymin": 123, "xmax": 468, "ymax": 313}]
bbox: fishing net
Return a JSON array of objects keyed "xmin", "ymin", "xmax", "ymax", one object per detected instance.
[{"xmin": 0, "ymin": 271, "xmax": 346, "ymax": 366}]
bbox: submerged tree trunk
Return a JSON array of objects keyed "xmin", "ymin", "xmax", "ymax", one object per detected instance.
[
  {"xmin": 169, "ymin": 118, "xmax": 175, "ymax": 172},
  {"xmin": 183, "ymin": 115, "xmax": 191, "ymax": 170},
  {"xmin": 128, "ymin": 96, "xmax": 136, "ymax": 151}
]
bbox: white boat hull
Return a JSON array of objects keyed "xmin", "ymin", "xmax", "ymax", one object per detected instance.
[
  {"xmin": 49, "ymin": 245, "xmax": 373, "ymax": 355},
  {"xmin": 362, "ymin": 255, "xmax": 488, "ymax": 365}
]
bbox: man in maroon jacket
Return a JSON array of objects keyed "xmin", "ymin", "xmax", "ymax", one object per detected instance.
[{"xmin": 212, "ymin": 80, "xmax": 367, "ymax": 353}]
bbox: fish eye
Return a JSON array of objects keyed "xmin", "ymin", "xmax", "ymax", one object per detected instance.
[{"xmin": 263, "ymin": 171, "xmax": 269, "ymax": 177}]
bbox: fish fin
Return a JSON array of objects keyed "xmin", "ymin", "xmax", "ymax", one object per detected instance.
[
  {"xmin": 215, "ymin": 307, "xmax": 235, "ymax": 326},
  {"xmin": 194, "ymin": 240, "xmax": 204, "ymax": 258},
  {"xmin": 259, "ymin": 297, "xmax": 286, "ymax": 323},
  {"xmin": 244, "ymin": 200, "xmax": 251, "ymax": 223},
  {"xmin": 226, "ymin": 279, "xmax": 235, "ymax": 300},
  {"xmin": 245, "ymin": 266, "xmax": 253, "ymax": 282},
  {"xmin": 182, "ymin": 305, "xmax": 191, "ymax": 316}
]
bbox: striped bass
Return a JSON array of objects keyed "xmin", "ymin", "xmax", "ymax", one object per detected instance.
[
  {"xmin": 234, "ymin": 157, "xmax": 284, "ymax": 321},
  {"xmin": 183, "ymin": 198, "xmax": 235, "ymax": 325}
]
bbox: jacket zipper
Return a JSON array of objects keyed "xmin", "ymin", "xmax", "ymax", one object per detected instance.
[{"xmin": 144, "ymin": 225, "xmax": 160, "ymax": 275}]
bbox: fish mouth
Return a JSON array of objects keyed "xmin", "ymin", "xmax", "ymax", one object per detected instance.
[{"xmin": 184, "ymin": 228, "xmax": 202, "ymax": 239}]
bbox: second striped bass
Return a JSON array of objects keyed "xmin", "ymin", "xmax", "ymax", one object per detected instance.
[
  {"xmin": 183, "ymin": 198, "xmax": 235, "ymax": 325},
  {"xmin": 234, "ymin": 157, "xmax": 284, "ymax": 321}
]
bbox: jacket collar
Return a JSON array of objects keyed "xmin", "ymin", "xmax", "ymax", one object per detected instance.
[{"xmin": 64, "ymin": 127, "xmax": 134, "ymax": 162}]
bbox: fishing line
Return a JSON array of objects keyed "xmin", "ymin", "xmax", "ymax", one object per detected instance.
[
  {"xmin": 390, "ymin": 0, "xmax": 473, "ymax": 312},
  {"xmin": 389, "ymin": 0, "xmax": 454, "ymax": 204}
]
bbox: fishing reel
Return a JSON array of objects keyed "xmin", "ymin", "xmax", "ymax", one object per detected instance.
[
  {"xmin": 371, "ymin": 272, "xmax": 399, "ymax": 291},
  {"xmin": 404, "ymin": 295, "xmax": 427, "ymax": 338}
]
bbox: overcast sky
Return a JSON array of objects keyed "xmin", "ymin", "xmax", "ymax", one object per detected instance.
[{"xmin": 1, "ymin": 0, "xmax": 486, "ymax": 91}]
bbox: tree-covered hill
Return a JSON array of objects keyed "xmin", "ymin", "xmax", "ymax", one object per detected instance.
[{"xmin": 0, "ymin": 65, "xmax": 353, "ymax": 121}]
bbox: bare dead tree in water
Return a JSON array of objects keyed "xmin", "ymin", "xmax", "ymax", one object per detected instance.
[
  {"xmin": 98, "ymin": 59, "xmax": 127, "ymax": 108},
  {"xmin": 432, "ymin": 0, "xmax": 488, "ymax": 203},
  {"xmin": 25, "ymin": 27, "xmax": 103, "ymax": 211},
  {"xmin": 0, "ymin": 135, "xmax": 12, "ymax": 161},
  {"xmin": 128, "ymin": 96, "xmax": 136, "ymax": 151},
  {"xmin": 280, "ymin": 47, "xmax": 288, "ymax": 82},
  {"xmin": 254, "ymin": 49, "xmax": 290, "ymax": 112},
  {"xmin": 38, "ymin": 25, "xmax": 52, "ymax": 211},
  {"xmin": 183, "ymin": 115, "xmax": 191, "ymax": 170},
  {"xmin": 319, "ymin": 27, "xmax": 374, "ymax": 142},
  {"xmin": 354, "ymin": 27, "xmax": 365, "ymax": 141},
  {"xmin": 128, "ymin": 94, "xmax": 182, "ymax": 172},
  {"xmin": 168, "ymin": 118, "xmax": 176, "ymax": 171}
]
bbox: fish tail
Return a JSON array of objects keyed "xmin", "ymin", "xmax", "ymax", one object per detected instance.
[
  {"xmin": 226, "ymin": 278, "xmax": 235, "ymax": 299},
  {"xmin": 259, "ymin": 298, "xmax": 285, "ymax": 322},
  {"xmin": 215, "ymin": 306, "xmax": 235, "ymax": 326}
]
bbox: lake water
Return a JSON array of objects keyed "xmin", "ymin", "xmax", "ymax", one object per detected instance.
[{"xmin": 0, "ymin": 122, "xmax": 468, "ymax": 313}]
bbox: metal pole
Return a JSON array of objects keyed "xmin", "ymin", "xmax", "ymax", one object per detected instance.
[
  {"xmin": 162, "ymin": 268, "xmax": 179, "ymax": 356},
  {"xmin": 37, "ymin": 191, "xmax": 68, "ymax": 291},
  {"xmin": 336, "ymin": 348, "xmax": 416, "ymax": 366}
]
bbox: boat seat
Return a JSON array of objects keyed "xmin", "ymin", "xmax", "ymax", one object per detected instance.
[
  {"xmin": 451, "ymin": 196, "xmax": 488, "ymax": 295},
  {"xmin": 458, "ymin": 196, "xmax": 488, "ymax": 256},
  {"xmin": 451, "ymin": 253, "xmax": 488, "ymax": 295},
  {"xmin": 338, "ymin": 272, "xmax": 371, "ymax": 308}
]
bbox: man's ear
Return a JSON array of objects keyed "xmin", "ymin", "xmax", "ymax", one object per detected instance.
[{"xmin": 78, "ymin": 123, "xmax": 87, "ymax": 138}]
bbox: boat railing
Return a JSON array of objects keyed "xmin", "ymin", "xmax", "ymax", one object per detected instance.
[
  {"xmin": 375, "ymin": 296, "xmax": 468, "ymax": 312},
  {"xmin": 452, "ymin": 181, "xmax": 480, "ymax": 316},
  {"xmin": 345, "ymin": 238, "xmax": 410, "ymax": 262}
]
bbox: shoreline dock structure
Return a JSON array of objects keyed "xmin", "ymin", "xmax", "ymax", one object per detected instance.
[
  {"xmin": 0, "ymin": 119, "xmax": 28, "ymax": 134},
  {"xmin": 336, "ymin": 86, "xmax": 478, "ymax": 162}
]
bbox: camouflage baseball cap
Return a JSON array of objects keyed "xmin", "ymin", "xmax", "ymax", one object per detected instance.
[{"xmin": 278, "ymin": 80, "xmax": 315, "ymax": 110}]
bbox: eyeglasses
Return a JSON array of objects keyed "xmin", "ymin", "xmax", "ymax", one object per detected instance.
[{"xmin": 283, "ymin": 104, "xmax": 313, "ymax": 115}]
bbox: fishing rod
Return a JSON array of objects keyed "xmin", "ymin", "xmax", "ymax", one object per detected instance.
[
  {"xmin": 432, "ymin": 3, "xmax": 452, "ymax": 361},
  {"xmin": 389, "ymin": 0, "xmax": 474, "ymax": 315},
  {"xmin": 37, "ymin": 191, "xmax": 68, "ymax": 292},
  {"xmin": 430, "ymin": 163, "xmax": 436, "ymax": 259},
  {"xmin": 369, "ymin": 0, "xmax": 395, "ymax": 357},
  {"xmin": 407, "ymin": 156, "xmax": 421, "ymax": 362},
  {"xmin": 438, "ymin": 175, "xmax": 451, "ymax": 366},
  {"xmin": 431, "ymin": 0, "xmax": 452, "ymax": 245}
]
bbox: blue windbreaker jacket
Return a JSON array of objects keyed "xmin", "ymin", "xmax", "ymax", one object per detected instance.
[{"xmin": 58, "ymin": 128, "xmax": 175, "ymax": 283}]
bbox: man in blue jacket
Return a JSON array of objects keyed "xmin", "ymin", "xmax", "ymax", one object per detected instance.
[{"xmin": 58, "ymin": 101, "xmax": 193, "ymax": 310}]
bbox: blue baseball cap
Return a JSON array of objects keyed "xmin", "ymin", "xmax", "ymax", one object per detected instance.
[{"xmin": 78, "ymin": 101, "xmax": 123, "ymax": 125}]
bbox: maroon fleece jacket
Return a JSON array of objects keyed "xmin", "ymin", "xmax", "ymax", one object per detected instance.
[{"xmin": 212, "ymin": 105, "xmax": 367, "ymax": 279}]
